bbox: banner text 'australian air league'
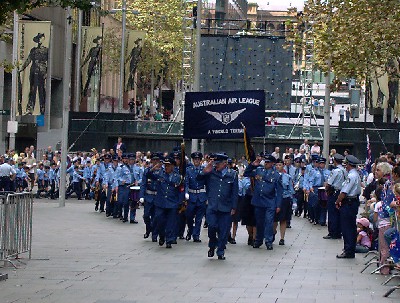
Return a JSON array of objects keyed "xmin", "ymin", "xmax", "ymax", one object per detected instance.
[{"xmin": 184, "ymin": 90, "xmax": 265, "ymax": 139}]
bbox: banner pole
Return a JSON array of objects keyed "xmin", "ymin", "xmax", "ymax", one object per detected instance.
[
  {"xmin": 74, "ymin": 10, "xmax": 82, "ymax": 112},
  {"xmin": 191, "ymin": 0, "xmax": 202, "ymax": 154},
  {"xmin": 59, "ymin": 7, "xmax": 73, "ymax": 208},
  {"xmin": 9, "ymin": 11, "xmax": 19, "ymax": 151}
]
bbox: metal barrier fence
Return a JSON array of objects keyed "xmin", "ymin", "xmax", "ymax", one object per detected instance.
[{"xmin": 0, "ymin": 192, "xmax": 33, "ymax": 268}]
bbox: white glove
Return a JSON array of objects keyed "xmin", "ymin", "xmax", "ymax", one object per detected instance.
[
  {"xmin": 185, "ymin": 193, "xmax": 190, "ymax": 200},
  {"xmin": 139, "ymin": 198, "xmax": 144, "ymax": 203}
]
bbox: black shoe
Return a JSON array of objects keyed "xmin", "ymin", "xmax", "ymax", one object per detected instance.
[
  {"xmin": 336, "ymin": 252, "xmax": 355, "ymax": 259},
  {"xmin": 130, "ymin": 220, "xmax": 138, "ymax": 224},
  {"xmin": 279, "ymin": 239, "xmax": 285, "ymax": 245},
  {"xmin": 159, "ymin": 238, "xmax": 165, "ymax": 246},
  {"xmin": 144, "ymin": 232, "xmax": 150, "ymax": 239},
  {"xmin": 266, "ymin": 244, "xmax": 273, "ymax": 250},
  {"xmin": 122, "ymin": 219, "xmax": 128, "ymax": 223},
  {"xmin": 247, "ymin": 236, "xmax": 253, "ymax": 246},
  {"xmin": 166, "ymin": 243, "xmax": 172, "ymax": 249},
  {"xmin": 323, "ymin": 235, "xmax": 333, "ymax": 239},
  {"xmin": 152, "ymin": 238, "xmax": 157, "ymax": 242},
  {"xmin": 193, "ymin": 239, "xmax": 202, "ymax": 243},
  {"xmin": 203, "ymin": 222, "xmax": 208, "ymax": 228},
  {"xmin": 229, "ymin": 238, "xmax": 236, "ymax": 244},
  {"xmin": 179, "ymin": 236, "xmax": 185, "ymax": 240},
  {"xmin": 320, "ymin": 223, "xmax": 326, "ymax": 226},
  {"xmin": 171, "ymin": 240, "xmax": 178, "ymax": 244},
  {"xmin": 95, "ymin": 205, "xmax": 98, "ymax": 211},
  {"xmin": 106, "ymin": 213, "xmax": 111, "ymax": 217},
  {"xmin": 218, "ymin": 255, "xmax": 226, "ymax": 260},
  {"xmin": 253, "ymin": 243, "xmax": 261, "ymax": 248},
  {"xmin": 185, "ymin": 234, "xmax": 191, "ymax": 241},
  {"xmin": 208, "ymin": 248, "xmax": 215, "ymax": 258},
  {"xmin": 100, "ymin": 210, "xmax": 105, "ymax": 213},
  {"xmin": 287, "ymin": 225, "xmax": 292, "ymax": 229}
]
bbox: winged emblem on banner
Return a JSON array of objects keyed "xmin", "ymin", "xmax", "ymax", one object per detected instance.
[{"xmin": 205, "ymin": 108, "xmax": 246, "ymax": 125}]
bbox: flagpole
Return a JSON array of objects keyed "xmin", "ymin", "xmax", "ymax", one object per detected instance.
[{"xmin": 9, "ymin": 11, "xmax": 19, "ymax": 151}]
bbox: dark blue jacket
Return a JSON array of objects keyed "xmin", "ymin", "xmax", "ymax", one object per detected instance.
[
  {"xmin": 244, "ymin": 164, "xmax": 283, "ymax": 209},
  {"xmin": 148, "ymin": 168, "xmax": 182, "ymax": 209},
  {"xmin": 197, "ymin": 167, "xmax": 238, "ymax": 213}
]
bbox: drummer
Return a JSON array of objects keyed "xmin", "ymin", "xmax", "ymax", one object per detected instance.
[{"xmin": 128, "ymin": 153, "xmax": 143, "ymax": 224}]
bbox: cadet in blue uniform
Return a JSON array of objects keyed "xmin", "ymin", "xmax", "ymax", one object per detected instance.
[
  {"xmin": 171, "ymin": 150, "xmax": 186, "ymax": 241},
  {"xmin": 274, "ymin": 158, "xmax": 294, "ymax": 245},
  {"xmin": 303, "ymin": 155, "xmax": 324, "ymax": 224},
  {"xmin": 139, "ymin": 152, "xmax": 162, "ymax": 241},
  {"xmin": 116, "ymin": 154, "xmax": 132, "ymax": 222},
  {"xmin": 128, "ymin": 154, "xmax": 143, "ymax": 224},
  {"xmin": 335, "ymin": 155, "xmax": 362, "ymax": 258},
  {"xmin": 184, "ymin": 151, "xmax": 207, "ymax": 242},
  {"xmin": 324, "ymin": 154, "xmax": 347, "ymax": 239},
  {"xmin": 149, "ymin": 157, "xmax": 182, "ymax": 249},
  {"xmin": 198, "ymin": 153, "xmax": 238, "ymax": 260},
  {"xmin": 294, "ymin": 158, "xmax": 306, "ymax": 217},
  {"xmin": 244, "ymin": 154, "xmax": 282, "ymax": 250},
  {"xmin": 103, "ymin": 155, "xmax": 119, "ymax": 217},
  {"xmin": 82, "ymin": 160, "xmax": 92, "ymax": 199},
  {"xmin": 66, "ymin": 166, "xmax": 85, "ymax": 199},
  {"xmin": 316, "ymin": 157, "xmax": 330, "ymax": 226}
]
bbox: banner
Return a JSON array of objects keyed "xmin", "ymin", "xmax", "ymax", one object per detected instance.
[
  {"xmin": 17, "ymin": 21, "xmax": 51, "ymax": 116},
  {"xmin": 124, "ymin": 30, "xmax": 145, "ymax": 92},
  {"xmin": 81, "ymin": 26, "xmax": 103, "ymax": 106},
  {"xmin": 184, "ymin": 90, "xmax": 265, "ymax": 139}
]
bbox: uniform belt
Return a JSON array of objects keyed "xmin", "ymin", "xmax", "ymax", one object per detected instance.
[
  {"xmin": 188, "ymin": 188, "xmax": 206, "ymax": 194},
  {"xmin": 146, "ymin": 189, "xmax": 157, "ymax": 195},
  {"xmin": 346, "ymin": 196, "xmax": 358, "ymax": 199}
]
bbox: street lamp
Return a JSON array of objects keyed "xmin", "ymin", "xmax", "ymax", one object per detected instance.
[{"xmin": 110, "ymin": 1, "xmax": 139, "ymax": 113}]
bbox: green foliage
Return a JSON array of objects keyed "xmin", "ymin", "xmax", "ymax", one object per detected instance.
[
  {"xmin": 114, "ymin": 0, "xmax": 185, "ymax": 87},
  {"xmin": 0, "ymin": 0, "xmax": 95, "ymax": 26},
  {"xmin": 287, "ymin": 0, "xmax": 400, "ymax": 82}
]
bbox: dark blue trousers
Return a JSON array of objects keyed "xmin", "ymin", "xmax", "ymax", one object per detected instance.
[
  {"xmin": 340, "ymin": 200, "xmax": 359, "ymax": 256},
  {"xmin": 143, "ymin": 200, "xmax": 157, "ymax": 239},
  {"xmin": 154, "ymin": 207, "xmax": 177, "ymax": 244},
  {"xmin": 206, "ymin": 209, "xmax": 231, "ymax": 256},
  {"xmin": 117, "ymin": 186, "xmax": 130, "ymax": 220},
  {"xmin": 327, "ymin": 192, "xmax": 341, "ymax": 237},
  {"xmin": 254, "ymin": 206, "xmax": 276, "ymax": 245},
  {"xmin": 186, "ymin": 202, "xmax": 206, "ymax": 240}
]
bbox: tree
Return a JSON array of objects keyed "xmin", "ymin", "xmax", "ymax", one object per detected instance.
[
  {"xmin": 287, "ymin": 0, "xmax": 400, "ymax": 84},
  {"xmin": 0, "ymin": 1, "xmax": 94, "ymax": 26},
  {"xmin": 114, "ymin": 0, "xmax": 185, "ymax": 92}
]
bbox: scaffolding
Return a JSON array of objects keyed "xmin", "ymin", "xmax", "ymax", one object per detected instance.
[{"xmin": 289, "ymin": 23, "xmax": 322, "ymax": 139}]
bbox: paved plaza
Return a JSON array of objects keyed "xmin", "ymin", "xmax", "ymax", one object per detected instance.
[{"xmin": 1, "ymin": 199, "xmax": 399, "ymax": 303}]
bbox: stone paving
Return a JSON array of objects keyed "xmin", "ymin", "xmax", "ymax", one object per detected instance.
[{"xmin": 1, "ymin": 198, "xmax": 399, "ymax": 303}]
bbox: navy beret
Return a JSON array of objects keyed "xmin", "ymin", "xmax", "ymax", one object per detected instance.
[
  {"xmin": 213, "ymin": 153, "xmax": 229, "ymax": 163},
  {"xmin": 344, "ymin": 155, "xmax": 360, "ymax": 166},
  {"xmin": 264, "ymin": 154, "xmax": 276, "ymax": 163},
  {"xmin": 163, "ymin": 157, "xmax": 176, "ymax": 165},
  {"xmin": 191, "ymin": 151, "xmax": 203, "ymax": 159},
  {"xmin": 333, "ymin": 153, "xmax": 345, "ymax": 162}
]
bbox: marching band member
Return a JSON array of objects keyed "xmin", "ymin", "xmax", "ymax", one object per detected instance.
[
  {"xmin": 184, "ymin": 151, "xmax": 207, "ymax": 242},
  {"xmin": 198, "ymin": 153, "xmax": 238, "ymax": 260}
]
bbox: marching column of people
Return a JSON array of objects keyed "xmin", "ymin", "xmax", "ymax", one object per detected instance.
[{"xmin": 8, "ymin": 145, "xmax": 398, "ymax": 265}]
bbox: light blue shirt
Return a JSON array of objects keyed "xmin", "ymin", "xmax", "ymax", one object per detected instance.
[
  {"xmin": 281, "ymin": 172, "xmax": 295, "ymax": 198},
  {"xmin": 328, "ymin": 165, "xmax": 347, "ymax": 190},
  {"xmin": 341, "ymin": 168, "xmax": 361, "ymax": 197}
]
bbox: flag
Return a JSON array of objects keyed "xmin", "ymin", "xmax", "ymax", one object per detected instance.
[
  {"xmin": 365, "ymin": 134, "xmax": 372, "ymax": 173},
  {"xmin": 243, "ymin": 123, "xmax": 256, "ymax": 163}
]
